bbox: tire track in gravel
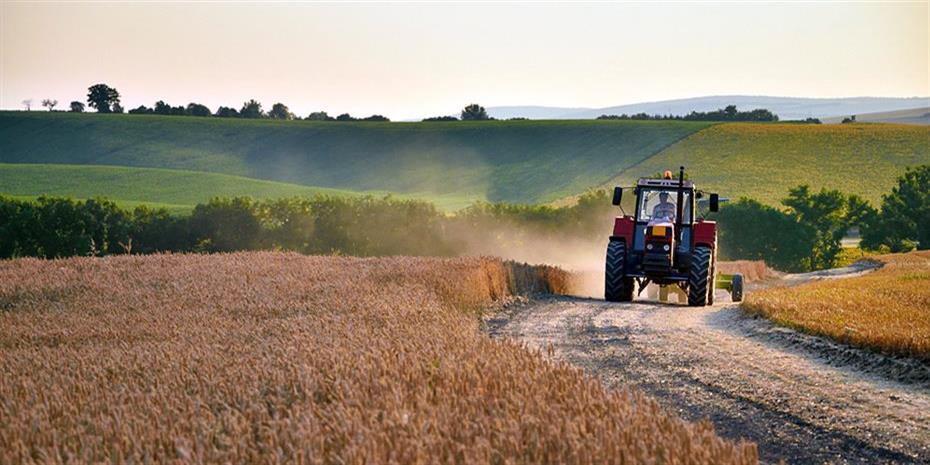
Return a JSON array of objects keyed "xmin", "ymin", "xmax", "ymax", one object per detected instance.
[{"xmin": 487, "ymin": 288, "xmax": 930, "ymax": 464}]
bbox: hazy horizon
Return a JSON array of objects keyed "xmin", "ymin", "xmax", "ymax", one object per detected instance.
[{"xmin": 2, "ymin": 2, "xmax": 928, "ymax": 120}]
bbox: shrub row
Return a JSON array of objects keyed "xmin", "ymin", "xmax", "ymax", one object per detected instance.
[{"xmin": 2, "ymin": 165, "xmax": 926, "ymax": 271}]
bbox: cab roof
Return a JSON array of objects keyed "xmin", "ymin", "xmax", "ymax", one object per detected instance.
[{"xmin": 636, "ymin": 178, "xmax": 695, "ymax": 189}]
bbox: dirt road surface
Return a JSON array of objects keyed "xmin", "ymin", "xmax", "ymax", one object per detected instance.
[{"xmin": 487, "ymin": 267, "xmax": 930, "ymax": 464}]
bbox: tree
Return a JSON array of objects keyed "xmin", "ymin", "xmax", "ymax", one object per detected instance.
[
  {"xmin": 0, "ymin": 196, "xmax": 38, "ymax": 258},
  {"xmin": 130, "ymin": 205, "xmax": 192, "ymax": 253},
  {"xmin": 240, "ymin": 99, "xmax": 263, "ymax": 118},
  {"xmin": 423, "ymin": 115, "xmax": 458, "ymax": 122},
  {"xmin": 189, "ymin": 197, "xmax": 262, "ymax": 252},
  {"xmin": 22, "ymin": 99, "xmax": 33, "ymax": 111},
  {"xmin": 186, "ymin": 102, "xmax": 211, "ymax": 117},
  {"xmin": 461, "ymin": 103, "xmax": 490, "ymax": 121},
  {"xmin": 153, "ymin": 100, "xmax": 171, "ymax": 115},
  {"xmin": 782, "ymin": 185, "xmax": 874, "ymax": 270},
  {"xmin": 215, "ymin": 106, "xmax": 239, "ymax": 118},
  {"xmin": 861, "ymin": 165, "xmax": 930, "ymax": 252},
  {"xmin": 335, "ymin": 113, "xmax": 355, "ymax": 121},
  {"xmin": 722, "ymin": 105, "xmax": 739, "ymax": 120},
  {"xmin": 86, "ymin": 84, "xmax": 120, "ymax": 113},
  {"xmin": 842, "ymin": 115, "xmax": 857, "ymax": 124},
  {"xmin": 31, "ymin": 197, "xmax": 107, "ymax": 257},
  {"xmin": 41, "ymin": 99, "xmax": 58, "ymax": 111},
  {"xmin": 711, "ymin": 199, "xmax": 815, "ymax": 272},
  {"xmin": 128, "ymin": 105, "xmax": 153, "ymax": 114},
  {"xmin": 268, "ymin": 102, "xmax": 293, "ymax": 120},
  {"xmin": 306, "ymin": 111, "xmax": 333, "ymax": 121},
  {"xmin": 361, "ymin": 114, "xmax": 389, "ymax": 122},
  {"xmin": 112, "ymin": 102, "xmax": 124, "ymax": 114},
  {"xmin": 69, "ymin": 101, "xmax": 85, "ymax": 113}
]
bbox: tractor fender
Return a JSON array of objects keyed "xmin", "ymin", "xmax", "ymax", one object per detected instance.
[
  {"xmin": 611, "ymin": 216, "xmax": 635, "ymax": 245},
  {"xmin": 693, "ymin": 220, "xmax": 717, "ymax": 249}
]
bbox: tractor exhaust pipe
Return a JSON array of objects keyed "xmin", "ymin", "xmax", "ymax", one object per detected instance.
[{"xmin": 675, "ymin": 166, "xmax": 684, "ymax": 243}]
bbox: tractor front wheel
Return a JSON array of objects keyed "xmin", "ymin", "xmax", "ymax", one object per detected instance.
[
  {"xmin": 688, "ymin": 246, "xmax": 713, "ymax": 306},
  {"xmin": 605, "ymin": 241, "xmax": 634, "ymax": 302}
]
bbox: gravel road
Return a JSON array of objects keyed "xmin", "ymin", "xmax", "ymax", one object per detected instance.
[{"xmin": 486, "ymin": 267, "xmax": 930, "ymax": 464}]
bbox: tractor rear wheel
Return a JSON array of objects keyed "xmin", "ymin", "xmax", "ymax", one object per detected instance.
[
  {"xmin": 688, "ymin": 246, "xmax": 713, "ymax": 306},
  {"xmin": 605, "ymin": 241, "xmax": 634, "ymax": 302}
]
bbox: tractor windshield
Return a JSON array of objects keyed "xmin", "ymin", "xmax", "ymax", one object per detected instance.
[{"xmin": 637, "ymin": 189, "xmax": 692, "ymax": 224}]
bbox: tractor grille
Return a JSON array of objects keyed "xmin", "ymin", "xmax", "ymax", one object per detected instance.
[{"xmin": 642, "ymin": 252, "xmax": 672, "ymax": 273}]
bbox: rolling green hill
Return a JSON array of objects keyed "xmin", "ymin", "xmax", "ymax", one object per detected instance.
[
  {"xmin": 5, "ymin": 113, "xmax": 926, "ymax": 211},
  {"xmin": 0, "ymin": 163, "xmax": 370, "ymax": 213},
  {"xmin": 607, "ymin": 123, "xmax": 930, "ymax": 206},
  {"xmin": 0, "ymin": 112, "xmax": 711, "ymax": 205}
]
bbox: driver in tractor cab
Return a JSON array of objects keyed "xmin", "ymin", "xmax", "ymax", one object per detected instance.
[{"xmin": 652, "ymin": 191, "xmax": 676, "ymax": 222}]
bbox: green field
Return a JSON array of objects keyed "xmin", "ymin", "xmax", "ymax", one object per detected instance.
[
  {"xmin": 4, "ymin": 113, "xmax": 927, "ymax": 211},
  {"xmin": 0, "ymin": 112, "xmax": 710, "ymax": 205},
  {"xmin": 0, "ymin": 163, "xmax": 372, "ymax": 213},
  {"xmin": 1, "ymin": 193, "xmax": 192, "ymax": 215},
  {"xmin": 607, "ymin": 123, "xmax": 930, "ymax": 206}
]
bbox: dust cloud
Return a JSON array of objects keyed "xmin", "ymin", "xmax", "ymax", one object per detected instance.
[{"xmin": 454, "ymin": 224, "xmax": 608, "ymax": 298}]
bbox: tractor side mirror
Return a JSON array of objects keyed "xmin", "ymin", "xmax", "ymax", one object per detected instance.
[
  {"xmin": 709, "ymin": 193, "xmax": 720, "ymax": 212},
  {"xmin": 612, "ymin": 187, "xmax": 623, "ymax": 206}
]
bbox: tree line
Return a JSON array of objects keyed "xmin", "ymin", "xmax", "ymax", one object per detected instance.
[
  {"xmin": 28, "ymin": 84, "xmax": 806, "ymax": 123},
  {"xmin": 713, "ymin": 165, "xmax": 928, "ymax": 270},
  {"xmin": 1, "ymin": 165, "xmax": 927, "ymax": 271},
  {"xmin": 597, "ymin": 105, "xmax": 782, "ymax": 122},
  {"xmin": 0, "ymin": 192, "xmax": 614, "ymax": 259},
  {"xmin": 28, "ymin": 83, "xmax": 498, "ymax": 123},
  {"xmin": 35, "ymin": 83, "xmax": 392, "ymax": 122}
]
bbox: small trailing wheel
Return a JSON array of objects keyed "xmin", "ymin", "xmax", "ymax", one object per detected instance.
[
  {"xmin": 731, "ymin": 273, "xmax": 744, "ymax": 302},
  {"xmin": 605, "ymin": 240, "xmax": 634, "ymax": 302},
  {"xmin": 687, "ymin": 246, "xmax": 713, "ymax": 306}
]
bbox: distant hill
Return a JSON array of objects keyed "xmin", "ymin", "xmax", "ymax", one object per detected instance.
[
  {"xmin": 821, "ymin": 107, "xmax": 930, "ymax": 125},
  {"xmin": 605, "ymin": 123, "xmax": 930, "ymax": 206},
  {"xmin": 488, "ymin": 96, "xmax": 930, "ymax": 121},
  {"xmin": 479, "ymin": 105, "xmax": 591, "ymax": 120},
  {"xmin": 0, "ymin": 112, "xmax": 709, "ymax": 206}
]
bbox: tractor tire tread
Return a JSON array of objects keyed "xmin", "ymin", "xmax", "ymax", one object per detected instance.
[
  {"xmin": 688, "ymin": 246, "xmax": 712, "ymax": 306},
  {"xmin": 605, "ymin": 241, "xmax": 634, "ymax": 302}
]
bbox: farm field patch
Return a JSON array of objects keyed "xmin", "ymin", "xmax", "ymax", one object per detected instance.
[
  {"xmin": 609, "ymin": 123, "xmax": 930, "ymax": 206},
  {"xmin": 0, "ymin": 253, "xmax": 756, "ymax": 464},
  {"xmin": 0, "ymin": 112, "xmax": 710, "ymax": 204},
  {"xmin": 742, "ymin": 250, "xmax": 930, "ymax": 360}
]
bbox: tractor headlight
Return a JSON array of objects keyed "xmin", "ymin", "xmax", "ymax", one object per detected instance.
[
  {"xmin": 646, "ymin": 243, "xmax": 653, "ymax": 250},
  {"xmin": 663, "ymin": 244, "xmax": 670, "ymax": 251}
]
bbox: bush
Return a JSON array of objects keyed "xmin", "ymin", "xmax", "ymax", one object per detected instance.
[
  {"xmin": 711, "ymin": 199, "xmax": 815, "ymax": 272},
  {"xmin": 861, "ymin": 165, "xmax": 930, "ymax": 252},
  {"xmin": 189, "ymin": 197, "xmax": 262, "ymax": 252}
]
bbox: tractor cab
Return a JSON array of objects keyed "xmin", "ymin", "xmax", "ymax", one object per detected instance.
[
  {"xmin": 605, "ymin": 167, "xmax": 741, "ymax": 306},
  {"xmin": 632, "ymin": 177, "xmax": 696, "ymax": 269},
  {"xmin": 630, "ymin": 179, "xmax": 694, "ymax": 276}
]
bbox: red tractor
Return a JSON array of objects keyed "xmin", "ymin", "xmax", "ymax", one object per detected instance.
[{"xmin": 605, "ymin": 166, "xmax": 743, "ymax": 306}]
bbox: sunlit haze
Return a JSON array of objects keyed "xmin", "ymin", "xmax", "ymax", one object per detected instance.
[{"xmin": 2, "ymin": 2, "xmax": 928, "ymax": 119}]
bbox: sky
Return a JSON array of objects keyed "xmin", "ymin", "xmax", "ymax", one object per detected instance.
[{"xmin": 1, "ymin": 1, "xmax": 928, "ymax": 120}]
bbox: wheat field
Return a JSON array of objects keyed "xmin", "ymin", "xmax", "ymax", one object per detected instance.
[
  {"xmin": 0, "ymin": 253, "xmax": 756, "ymax": 464},
  {"xmin": 743, "ymin": 250, "xmax": 930, "ymax": 360}
]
